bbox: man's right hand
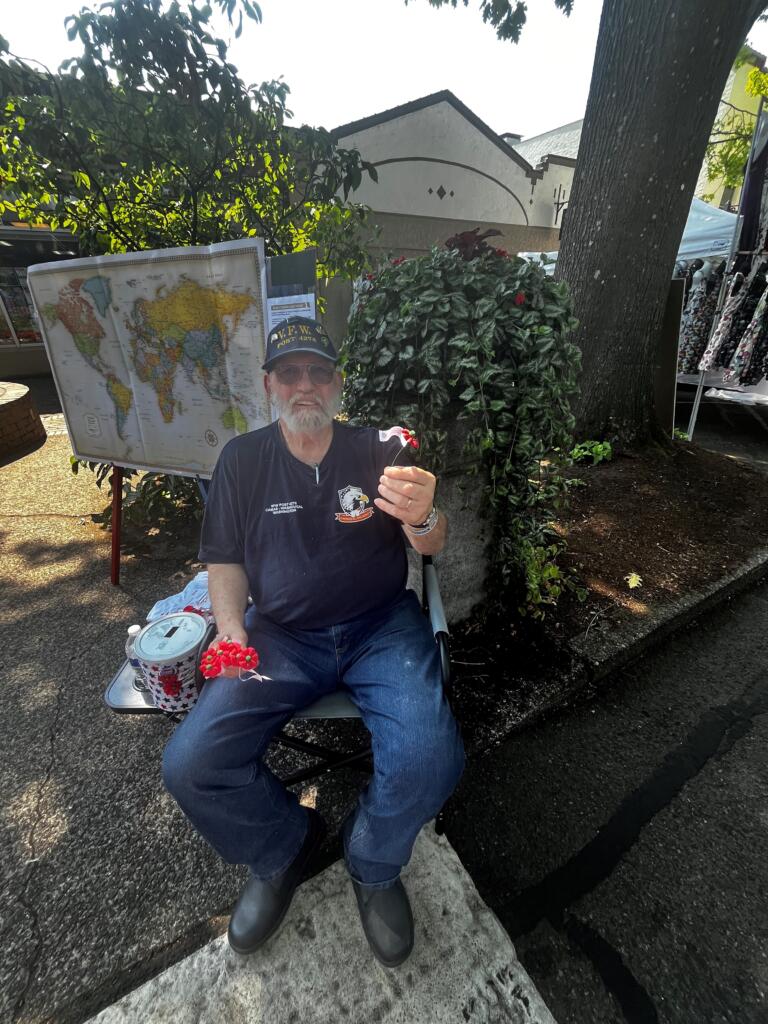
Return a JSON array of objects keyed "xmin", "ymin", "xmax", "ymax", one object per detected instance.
[{"xmin": 211, "ymin": 626, "xmax": 250, "ymax": 678}]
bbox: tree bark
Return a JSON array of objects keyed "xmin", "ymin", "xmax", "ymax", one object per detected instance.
[{"xmin": 556, "ymin": 0, "xmax": 767, "ymax": 443}]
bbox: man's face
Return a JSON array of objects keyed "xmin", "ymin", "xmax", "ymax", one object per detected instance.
[{"xmin": 265, "ymin": 352, "xmax": 342, "ymax": 434}]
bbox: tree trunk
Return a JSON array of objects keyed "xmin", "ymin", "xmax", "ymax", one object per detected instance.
[{"xmin": 556, "ymin": 0, "xmax": 766, "ymax": 443}]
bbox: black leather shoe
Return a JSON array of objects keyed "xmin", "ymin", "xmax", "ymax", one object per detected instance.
[
  {"xmin": 228, "ymin": 807, "xmax": 326, "ymax": 954},
  {"xmin": 352, "ymin": 877, "xmax": 414, "ymax": 967}
]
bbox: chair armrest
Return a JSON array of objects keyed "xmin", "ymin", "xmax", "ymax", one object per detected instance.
[{"xmin": 421, "ymin": 556, "xmax": 451, "ymax": 689}]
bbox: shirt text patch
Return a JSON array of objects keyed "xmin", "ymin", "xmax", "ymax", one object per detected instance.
[{"xmin": 265, "ymin": 501, "xmax": 303, "ymax": 515}]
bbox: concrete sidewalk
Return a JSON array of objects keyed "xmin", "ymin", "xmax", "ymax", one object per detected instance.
[{"xmin": 86, "ymin": 826, "xmax": 556, "ymax": 1024}]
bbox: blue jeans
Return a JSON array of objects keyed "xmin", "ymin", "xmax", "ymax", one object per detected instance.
[{"xmin": 162, "ymin": 589, "xmax": 465, "ymax": 888}]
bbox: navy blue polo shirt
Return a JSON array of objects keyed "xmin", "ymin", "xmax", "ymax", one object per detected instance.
[{"xmin": 198, "ymin": 420, "xmax": 414, "ymax": 628}]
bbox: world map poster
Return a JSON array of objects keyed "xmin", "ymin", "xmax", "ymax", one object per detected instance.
[{"xmin": 28, "ymin": 238, "xmax": 270, "ymax": 477}]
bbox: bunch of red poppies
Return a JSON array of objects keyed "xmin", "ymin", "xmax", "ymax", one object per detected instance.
[{"xmin": 200, "ymin": 640, "xmax": 260, "ymax": 679}]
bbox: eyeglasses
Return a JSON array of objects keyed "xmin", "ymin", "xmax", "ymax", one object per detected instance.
[{"xmin": 272, "ymin": 363, "xmax": 336, "ymax": 386}]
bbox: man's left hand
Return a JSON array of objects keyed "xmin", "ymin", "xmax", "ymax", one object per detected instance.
[{"xmin": 375, "ymin": 465, "xmax": 436, "ymax": 526}]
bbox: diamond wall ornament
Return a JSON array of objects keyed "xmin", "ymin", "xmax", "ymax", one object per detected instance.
[{"xmin": 436, "ymin": 185, "xmax": 447, "ymax": 200}]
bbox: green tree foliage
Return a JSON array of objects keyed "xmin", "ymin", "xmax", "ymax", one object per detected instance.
[
  {"xmin": 0, "ymin": 0, "xmax": 379, "ymax": 532},
  {"xmin": 0, "ymin": 0, "xmax": 376, "ymax": 278},
  {"xmin": 704, "ymin": 56, "xmax": 768, "ymax": 202},
  {"xmin": 407, "ymin": 0, "xmax": 573, "ymax": 43}
]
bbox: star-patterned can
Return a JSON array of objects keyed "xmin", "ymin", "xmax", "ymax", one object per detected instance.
[{"xmin": 134, "ymin": 612, "xmax": 212, "ymax": 713}]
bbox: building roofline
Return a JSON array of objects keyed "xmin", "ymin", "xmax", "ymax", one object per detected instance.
[
  {"xmin": 741, "ymin": 43, "xmax": 766, "ymax": 68},
  {"xmin": 537, "ymin": 154, "xmax": 578, "ymax": 170},
  {"xmin": 332, "ymin": 90, "xmax": 540, "ymax": 179},
  {"xmin": 515, "ymin": 118, "xmax": 584, "ymax": 148}
]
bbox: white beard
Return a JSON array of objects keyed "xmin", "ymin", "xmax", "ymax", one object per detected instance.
[{"xmin": 271, "ymin": 388, "xmax": 342, "ymax": 435}]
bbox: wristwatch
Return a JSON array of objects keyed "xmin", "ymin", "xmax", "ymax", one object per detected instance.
[{"xmin": 406, "ymin": 505, "xmax": 439, "ymax": 535}]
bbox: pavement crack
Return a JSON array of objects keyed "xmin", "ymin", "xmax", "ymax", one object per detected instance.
[
  {"xmin": 507, "ymin": 671, "xmax": 768, "ymax": 941},
  {"xmin": 563, "ymin": 914, "xmax": 659, "ymax": 1024}
]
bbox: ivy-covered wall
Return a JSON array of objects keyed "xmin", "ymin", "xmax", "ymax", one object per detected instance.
[{"xmin": 342, "ymin": 234, "xmax": 581, "ymax": 623}]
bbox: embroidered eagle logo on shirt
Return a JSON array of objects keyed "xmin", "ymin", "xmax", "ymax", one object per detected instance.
[{"xmin": 335, "ymin": 484, "xmax": 374, "ymax": 523}]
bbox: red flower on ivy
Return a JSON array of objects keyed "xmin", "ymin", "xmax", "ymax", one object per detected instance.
[
  {"xmin": 514, "ymin": 292, "xmax": 526, "ymax": 306},
  {"xmin": 495, "ymin": 248, "xmax": 509, "ymax": 258},
  {"xmin": 391, "ymin": 256, "xmax": 407, "ymax": 266}
]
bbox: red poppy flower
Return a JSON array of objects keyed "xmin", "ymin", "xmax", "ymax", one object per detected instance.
[
  {"xmin": 514, "ymin": 292, "xmax": 526, "ymax": 306},
  {"xmin": 200, "ymin": 641, "xmax": 261, "ymax": 679},
  {"xmin": 200, "ymin": 648, "xmax": 223, "ymax": 678},
  {"xmin": 495, "ymin": 248, "xmax": 509, "ymax": 257},
  {"xmin": 200, "ymin": 659, "xmax": 221, "ymax": 679},
  {"xmin": 401, "ymin": 428, "xmax": 420, "ymax": 450},
  {"xmin": 236, "ymin": 647, "xmax": 260, "ymax": 670},
  {"xmin": 391, "ymin": 256, "xmax": 407, "ymax": 266}
]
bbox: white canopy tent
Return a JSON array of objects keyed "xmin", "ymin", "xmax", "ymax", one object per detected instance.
[
  {"xmin": 676, "ymin": 197, "xmax": 738, "ymax": 261},
  {"xmin": 519, "ymin": 197, "xmax": 739, "ymax": 272}
]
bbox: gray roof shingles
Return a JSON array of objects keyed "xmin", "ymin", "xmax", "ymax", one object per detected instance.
[{"xmin": 513, "ymin": 119, "xmax": 583, "ymax": 167}]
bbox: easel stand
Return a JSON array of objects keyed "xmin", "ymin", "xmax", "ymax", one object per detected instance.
[
  {"xmin": 109, "ymin": 468, "xmax": 209, "ymax": 586},
  {"xmin": 111, "ymin": 464, "xmax": 123, "ymax": 586}
]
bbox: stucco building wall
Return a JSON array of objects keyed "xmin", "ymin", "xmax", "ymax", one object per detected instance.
[
  {"xmin": 336, "ymin": 95, "xmax": 575, "ymax": 232},
  {"xmin": 323, "ymin": 92, "xmax": 571, "ymax": 342}
]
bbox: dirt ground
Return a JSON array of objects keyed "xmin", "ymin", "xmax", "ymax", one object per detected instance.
[
  {"xmin": 445, "ymin": 429, "xmax": 768, "ymax": 749},
  {"xmin": 554, "ymin": 440, "xmax": 768, "ymax": 639}
]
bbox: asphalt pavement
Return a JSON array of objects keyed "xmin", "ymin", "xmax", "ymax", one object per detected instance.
[{"xmin": 444, "ymin": 579, "xmax": 768, "ymax": 1024}]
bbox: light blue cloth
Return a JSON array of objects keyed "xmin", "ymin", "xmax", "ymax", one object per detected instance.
[{"xmin": 146, "ymin": 571, "xmax": 213, "ymax": 622}]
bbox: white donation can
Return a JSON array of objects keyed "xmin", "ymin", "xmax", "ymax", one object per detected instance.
[{"xmin": 134, "ymin": 612, "xmax": 211, "ymax": 713}]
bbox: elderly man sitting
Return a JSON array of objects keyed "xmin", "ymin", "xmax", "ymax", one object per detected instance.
[{"xmin": 162, "ymin": 316, "xmax": 464, "ymax": 968}]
